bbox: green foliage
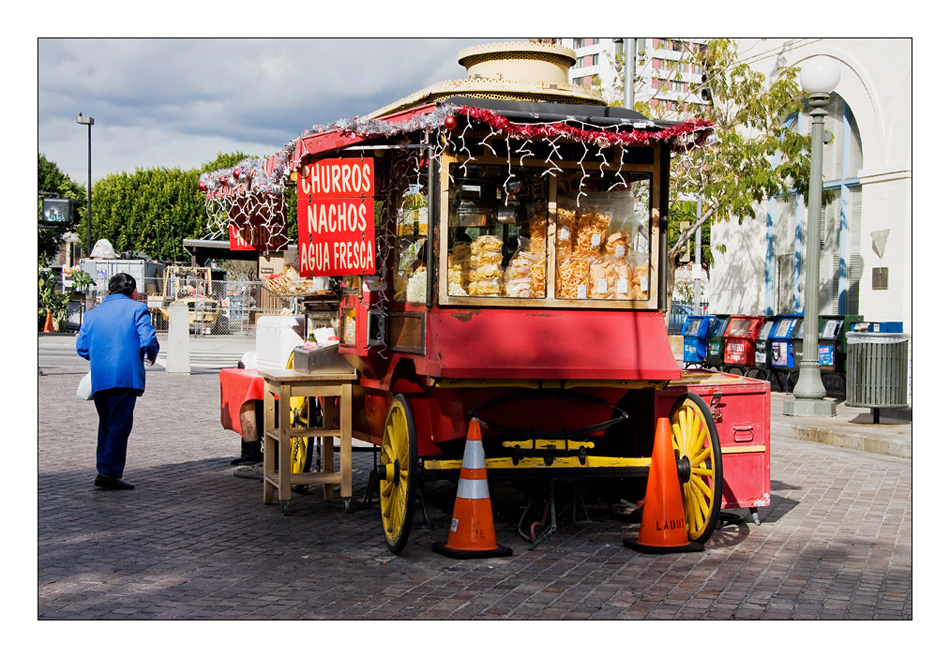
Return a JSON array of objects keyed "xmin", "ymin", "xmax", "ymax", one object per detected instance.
[
  {"xmin": 38, "ymin": 267, "xmax": 69, "ymax": 330},
  {"xmin": 669, "ymin": 201, "xmax": 715, "ymax": 266},
  {"xmin": 90, "ymin": 167, "xmax": 206, "ymax": 262},
  {"xmin": 599, "ymin": 39, "xmax": 812, "ymax": 303},
  {"xmin": 68, "ymin": 269, "xmax": 95, "ymax": 293},
  {"xmin": 87, "ymin": 152, "xmax": 266, "ymax": 263},
  {"xmin": 202, "ymin": 152, "xmax": 254, "ymax": 173},
  {"xmin": 668, "ymin": 39, "xmax": 810, "ymax": 229}
]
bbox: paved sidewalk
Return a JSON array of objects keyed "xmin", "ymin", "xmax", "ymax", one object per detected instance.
[
  {"xmin": 36, "ymin": 361, "xmax": 913, "ymax": 625},
  {"xmin": 770, "ymin": 390, "xmax": 911, "ymax": 459}
]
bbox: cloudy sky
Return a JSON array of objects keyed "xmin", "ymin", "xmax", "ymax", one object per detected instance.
[{"xmin": 38, "ymin": 38, "xmax": 507, "ymax": 184}]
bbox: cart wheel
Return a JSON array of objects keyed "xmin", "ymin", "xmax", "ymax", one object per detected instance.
[
  {"xmin": 281, "ymin": 501, "xmax": 290, "ymax": 516},
  {"xmin": 669, "ymin": 392, "xmax": 723, "ymax": 544},
  {"xmin": 379, "ymin": 395, "xmax": 418, "ymax": 554}
]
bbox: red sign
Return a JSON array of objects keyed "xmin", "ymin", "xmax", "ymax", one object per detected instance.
[
  {"xmin": 229, "ymin": 224, "xmax": 256, "ymax": 251},
  {"xmin": 299, "ymin": 158, "xmax": 375, "ymax": 199},
  {"xmin": 228, "ymin": 217, "xmax": 289, "ymax": 252},
  {"xmin": 298, "ymin": 158, "xmax": 376, "ymax": 277}
]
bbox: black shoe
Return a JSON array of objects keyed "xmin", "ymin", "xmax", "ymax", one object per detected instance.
[{"xmin": 94, "ymin": 474, "xmax": 135, "ymax": 490}]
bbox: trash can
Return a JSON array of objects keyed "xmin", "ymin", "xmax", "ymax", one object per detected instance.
[{"xmin": 845, "ymin": 332, "xmax": 909, "ymax": 423}]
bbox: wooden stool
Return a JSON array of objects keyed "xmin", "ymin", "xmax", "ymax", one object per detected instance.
[{"xmin": 259, "ymin": 368, "xmax": 357, "ymax": 515}]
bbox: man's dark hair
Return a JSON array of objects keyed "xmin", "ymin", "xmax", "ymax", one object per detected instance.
[{"xmin": 108, "ymin": 273, "xmax": 138, "ymax": 297}]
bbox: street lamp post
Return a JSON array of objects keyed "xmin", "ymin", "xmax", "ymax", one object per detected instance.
[
  {"xmin": 76, "ymin": 113, "xmax": 94, "ymax": 255},
  {"xmin": 784, "ymin": 56, "xmax": 840, "ymax": 417}
]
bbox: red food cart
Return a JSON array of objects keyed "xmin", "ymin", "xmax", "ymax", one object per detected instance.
[{"xmin": 212, "ymin": 43, "xmax": 771, "ymax": 555}]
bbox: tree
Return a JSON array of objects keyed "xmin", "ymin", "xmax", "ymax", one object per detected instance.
[
  {"xmin": 88, "ymin": 152, "xmax": 255, "ymax": 262},
  {"xmin": 38, "ymin": 154, "xmax": 85, "ymax": 266},
  {"xmin": 665, "ymin": 39, "xmax": 810, "ymax": 309},
  {"xmin": 605, "ymin": 39, "xmax": 811, "ymax": 310}
]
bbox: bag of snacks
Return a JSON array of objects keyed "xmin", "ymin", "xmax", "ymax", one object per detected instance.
[
  {"xmin": 504, "ymin": 240, "xmax": 545, "ymax": 298},
  {"xmin": 555, "ymin": 207, "xmax": 576, "ymax": 258},
  {"xmin": 589, "ymin": 254, "xmax": 621, "ymax": 299},
  {"xmin": 467, "ymin": 234, "xmax": 504, "ymax": 296},
  {"xmin": 556, "ymin": 253, "xmax": 592, "ymax": 299},
  {"xmin": 575, "ymin": 210, "xmax": 610, "ymax": 256}
]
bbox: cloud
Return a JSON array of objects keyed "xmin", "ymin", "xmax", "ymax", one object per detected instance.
[{"xmin": 38, "ymin": 38, "xmax": 488, "ymax": 181}]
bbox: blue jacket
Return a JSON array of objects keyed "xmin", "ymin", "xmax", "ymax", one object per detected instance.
[{"xmin": 76, "ymin": 294, "xmax": 160, "ymax": 394}]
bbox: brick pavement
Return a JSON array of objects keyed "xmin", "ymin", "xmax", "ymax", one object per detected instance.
[{"xmin": 37, "ymin": 362, "xmax": 913, "ymax": 622}]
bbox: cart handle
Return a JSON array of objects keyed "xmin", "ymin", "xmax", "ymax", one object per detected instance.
[{"xmin": 468, "ymin": 389, "xmax": 629, "ymax": 442}]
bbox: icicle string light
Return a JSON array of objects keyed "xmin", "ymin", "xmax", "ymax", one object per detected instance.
[{"xmin": 199, "ymin": 102, "xmax": 711, "ymax": 245}]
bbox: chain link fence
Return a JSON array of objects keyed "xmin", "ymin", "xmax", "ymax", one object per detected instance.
[{"xmin": 140, "ymin": 277, "xmax": 292, "ymax": 336}]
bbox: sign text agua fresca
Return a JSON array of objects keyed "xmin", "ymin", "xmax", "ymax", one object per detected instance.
[{"xmin": 298, "ymin": 157, "xmax": 376, "ymax": 276}]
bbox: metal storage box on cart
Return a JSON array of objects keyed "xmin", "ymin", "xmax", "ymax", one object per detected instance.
[
  {"xmin": 705, "ymin": 315, "xmax": 732, "ymax": 369},
  {"xmin": 681, "ymin": 315, "xmax": 715, "ymax": 366},
  {"xmin": 656, "ymin": 370, "xmax": 771, "ymax": 525},
  {"xmin": 723, "ymin": 315, "xmax": 764, "ymax": 373}
]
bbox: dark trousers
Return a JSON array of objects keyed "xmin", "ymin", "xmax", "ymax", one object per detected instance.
[{"xmin": 93, "ymin": 388, "xmax": 139, "ymax": 478}]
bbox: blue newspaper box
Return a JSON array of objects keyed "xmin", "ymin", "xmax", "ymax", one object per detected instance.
[
  {"xmin": 851, "ymin": 321, "xmax": 902, "ymax": 333},
  {"xmin": 681, "ymin": 315, "xmax": 715, "ymax": 365},
  {"xmin": 769, "ymin": 315, "xmax": 802, "ymax": 371}
]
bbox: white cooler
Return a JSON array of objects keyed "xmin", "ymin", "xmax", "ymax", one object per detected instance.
[{"xmin": 256, "ymin": 315, "xmax": 305, "ymax": 371}]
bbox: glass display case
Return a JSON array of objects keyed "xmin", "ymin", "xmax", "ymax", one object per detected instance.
[{"xmin": 437, "ymin": 156, "xmax": 658, "ymax": 308}]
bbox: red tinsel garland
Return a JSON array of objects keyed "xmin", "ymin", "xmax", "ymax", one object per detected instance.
[{"xmin": 455, "ymin": 106, "xmax": 712, "ymax": 148}]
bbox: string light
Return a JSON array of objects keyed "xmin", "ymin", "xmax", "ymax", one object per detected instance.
[{"xmin": 200, "ymin": 102, "xmax": 712, "ymax": 249}]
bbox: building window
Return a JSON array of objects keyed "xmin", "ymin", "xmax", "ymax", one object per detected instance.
[{"xmin": 767, "ymin": 93, "xmax": 863, "ymax": 315}]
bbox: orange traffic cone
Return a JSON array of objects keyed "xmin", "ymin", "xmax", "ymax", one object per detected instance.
[
  {"xmin": 432, "ymin": 419, "xmax": 513, "ymax": 559},
  {"xmin": 43, "ymin": 309, "xmax": 55, "ymax": 333},
  {"xmin": 623, "ymin": 417, "xmax": 704, "ymax": 553}
]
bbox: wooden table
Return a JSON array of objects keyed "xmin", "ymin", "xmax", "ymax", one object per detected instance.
[{"xmin": 259, "ymin": 368, "xmax": 358, "ymax": 515}]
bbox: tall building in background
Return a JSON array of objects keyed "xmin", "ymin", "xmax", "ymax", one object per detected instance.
[{"xmin": 559, "ymin": 38, "xmax": 709, "ymax": 113}]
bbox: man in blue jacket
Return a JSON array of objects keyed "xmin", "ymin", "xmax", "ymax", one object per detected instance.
[{"xmin": 77, "ymin": 273, "xmax": 160, "ymax": 490}]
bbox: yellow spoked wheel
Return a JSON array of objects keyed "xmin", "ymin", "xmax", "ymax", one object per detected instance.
[
  {"xmin": 379, "ymin": 395, "xmax": 418, "ymax": 554},
  {"xmin": 290, "ymin": 436, "xmax": 310, "ymax": 475},
  {"xmin": 285, "ymin": 351, "xmax": 313, "ymax": 478},
  {"xmin": 669, "ymin": 393, "xmax": 723, "ymax": 543}
]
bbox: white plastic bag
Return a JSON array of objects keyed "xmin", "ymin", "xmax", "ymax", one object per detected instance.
[{"xmin": 76, "ymin": 372, "xmax": 93, "ymax": 400}]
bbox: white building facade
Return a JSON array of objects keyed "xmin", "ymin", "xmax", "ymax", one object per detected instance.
[
  {"xmin": 707, "ymin": 39, "xmax": 912, "ymax": 336},
  {"xmin": 560, "ymin": 38, "xmax": 911, "ymax": 336}
]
